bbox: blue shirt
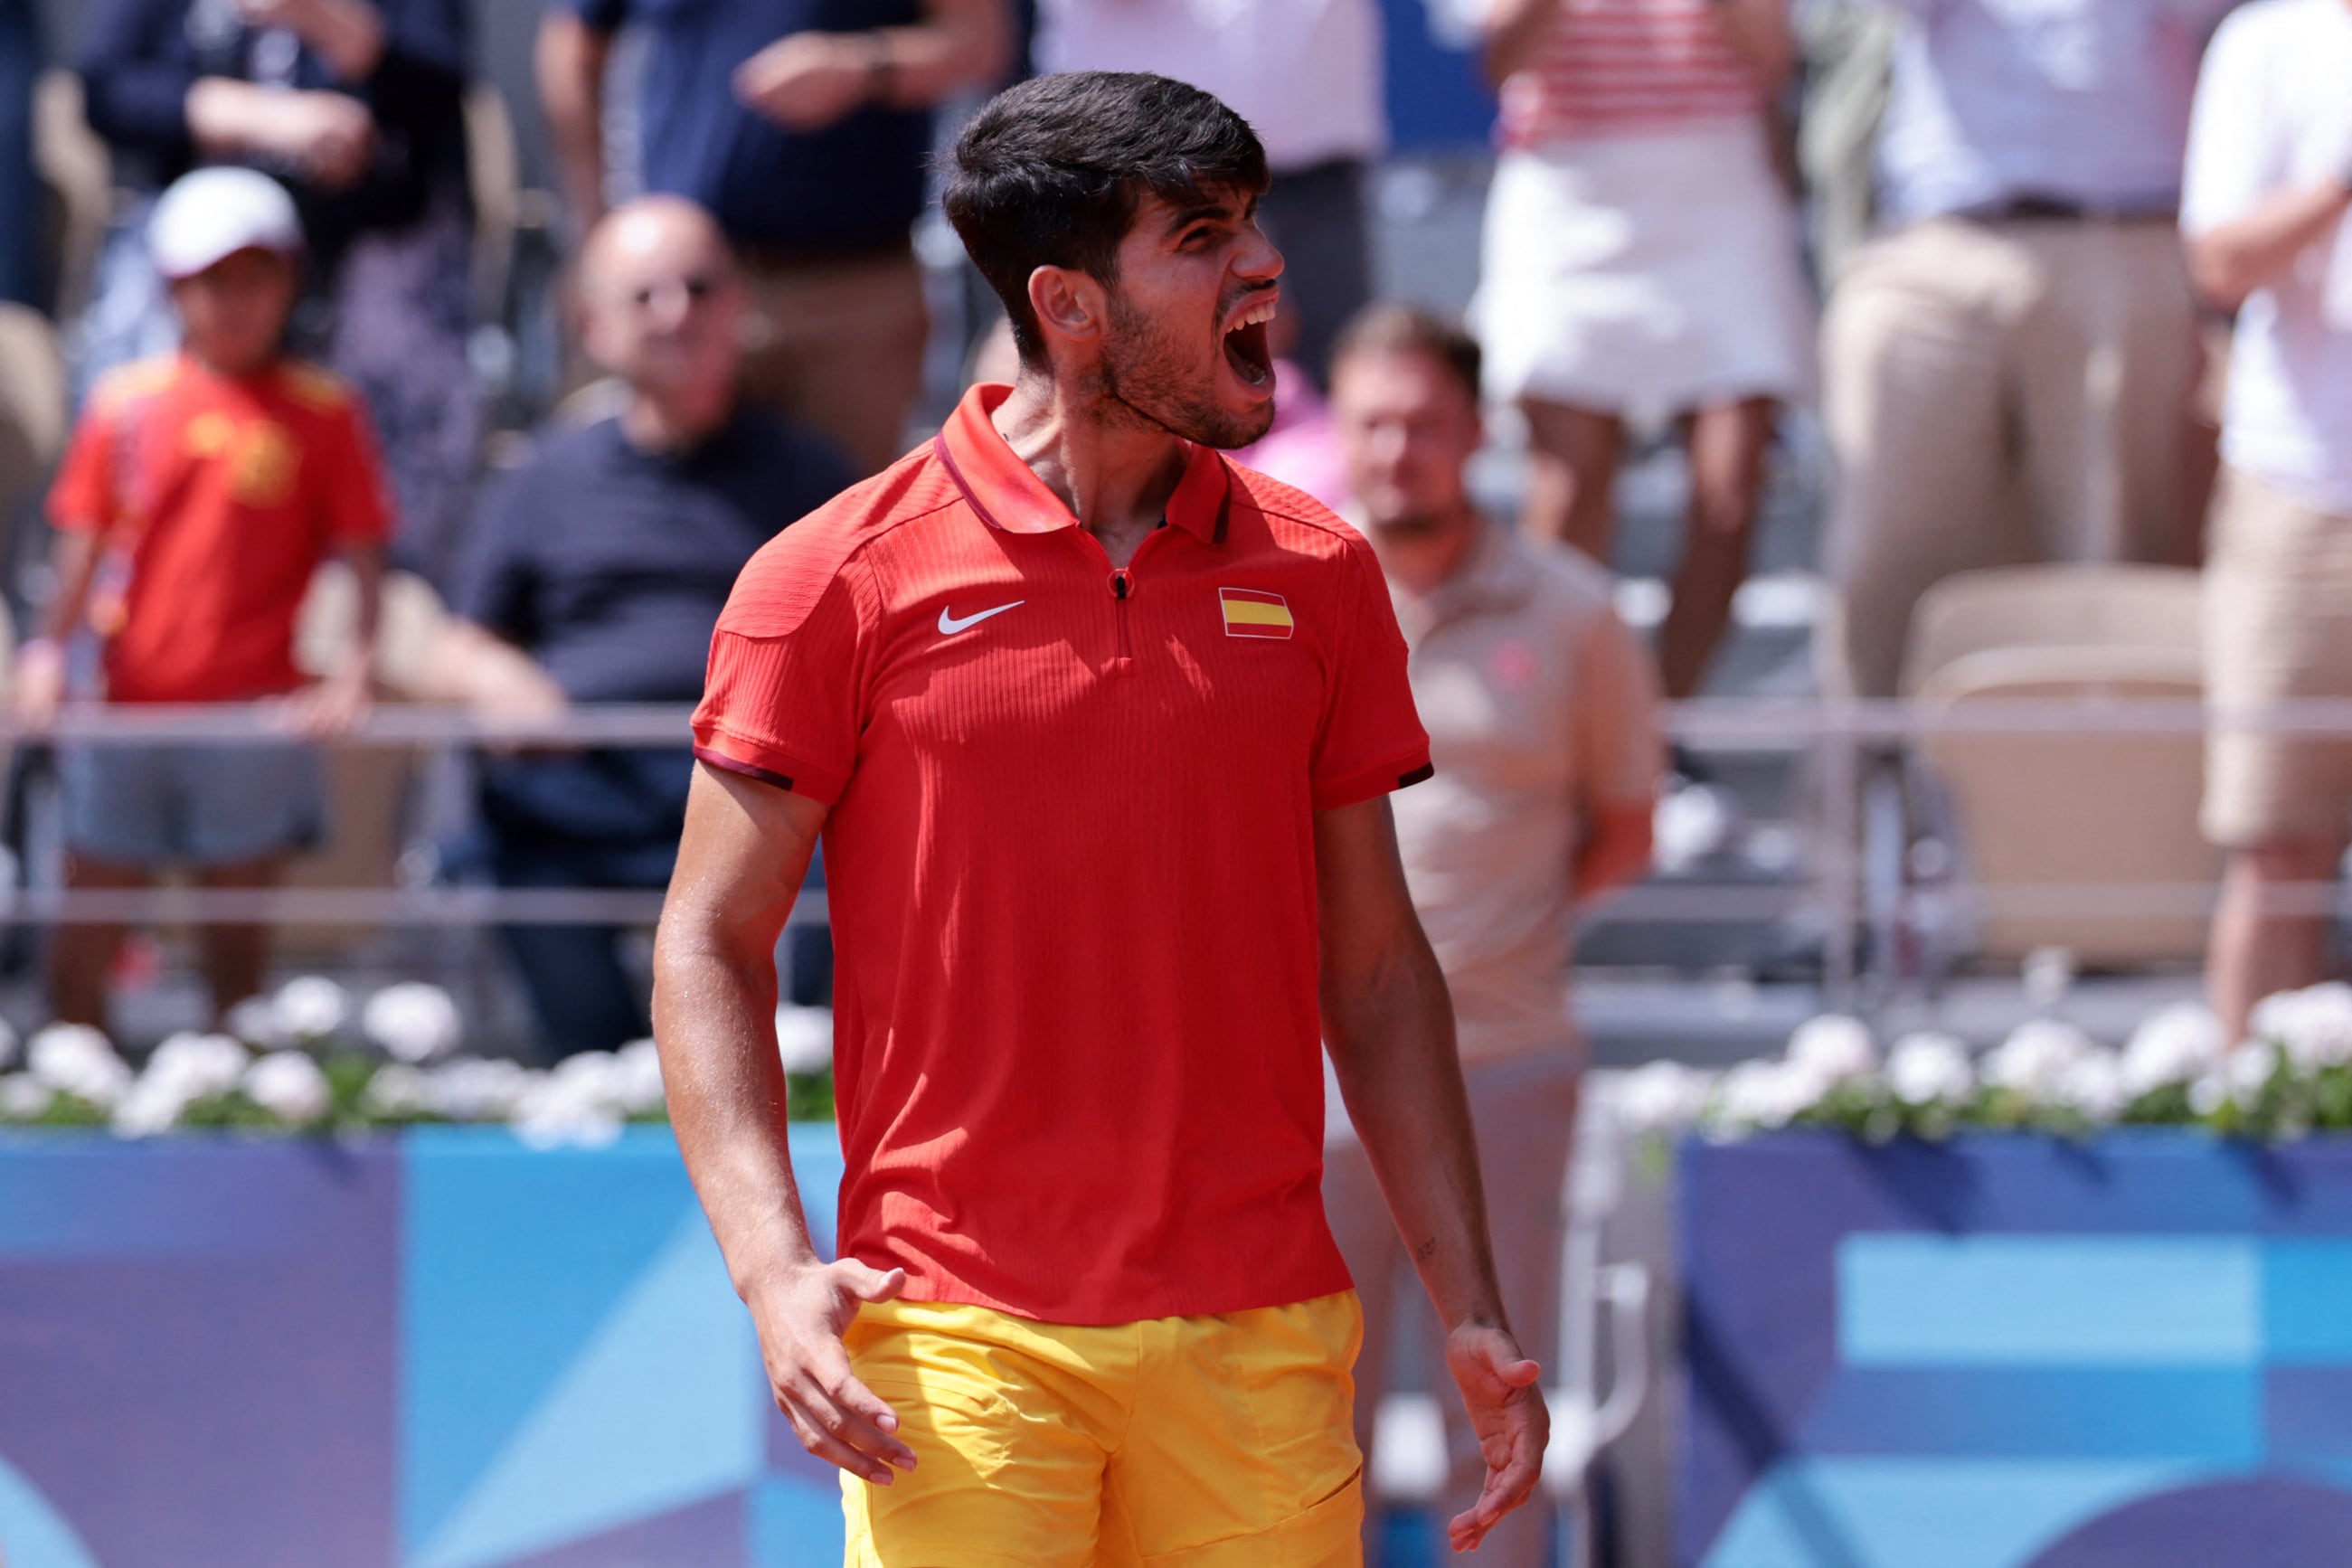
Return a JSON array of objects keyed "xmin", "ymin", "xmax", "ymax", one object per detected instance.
[
  {"xmin": 1873, "ymin": 0, "xmax": 2243, "ymax": 224},
  {"xmin": 566, "ymin": 0, "xmax": 930, "ymax": 252},
  {"xmin": 458, "ymin": 405, "xmax": 853, "ymax": 703}
]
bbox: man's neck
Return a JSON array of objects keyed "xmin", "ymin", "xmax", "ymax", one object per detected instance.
[
  {"xmin": 620, "ymin": 386, "xmax": 734, "ymax": 455},
  {"xmin": 1366, "ymin": 502, "xmax": 1484, "ymax": 598},
  {"xmin": 991, "ymin": 367, "xmax": 1189, "ymax": 567}
]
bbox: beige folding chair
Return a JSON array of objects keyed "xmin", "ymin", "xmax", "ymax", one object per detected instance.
[
  {"xmin": 1904, "ymin": 564, "xmax": 2216, "ymax": 966},
  {"xmin": 0, "ymin": 303, "xmax": 65, "ymax": 532},
  {"xmin": 279, "ymin": 565, "xmax": 452, "ymax": 956},
  {"xmin": 33, "ymin": 71, "xmax": 111, "ymax": 323}
]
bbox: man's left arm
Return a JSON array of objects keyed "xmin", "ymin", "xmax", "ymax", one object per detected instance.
[
  {"xmin": 733, "ymin": 0, "xmax": 1014, "ymax": 134},
  {"xmin": 1317, "ymin": 797, "xmax": 1550, "ymax": 1555}
]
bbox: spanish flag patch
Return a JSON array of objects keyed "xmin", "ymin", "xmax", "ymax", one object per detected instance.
[{"xmin": 1220, "ymin": 587, "xmax": 1295, "ymax": 639}]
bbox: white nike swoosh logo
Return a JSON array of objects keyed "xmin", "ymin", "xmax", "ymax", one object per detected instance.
[{"xmin": 938, "ymin": 600, "xmax": 1025, "ymax": 636}]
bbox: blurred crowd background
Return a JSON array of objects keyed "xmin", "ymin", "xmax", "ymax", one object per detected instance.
[{"xmin": 0, "ymin": 0, "xmax": 2345, "ymax": 1085}]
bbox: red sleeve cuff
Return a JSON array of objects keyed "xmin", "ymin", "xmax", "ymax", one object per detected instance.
[
  {"xmin": 1311, "ymin": 749, "xmax": 1434, "ymax": 812},
  {"xmin": 691, "ymin": 730, "xmax": 849, "ymax": 806}
]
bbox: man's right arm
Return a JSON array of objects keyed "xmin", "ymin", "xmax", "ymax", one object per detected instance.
[
  {"xmin": 537, "ymin": 9, "xmax": 615, "ymax": 234},
  {"xmin": 652, "ymin": 762, "xmax": 917, "ymax": 1486}
]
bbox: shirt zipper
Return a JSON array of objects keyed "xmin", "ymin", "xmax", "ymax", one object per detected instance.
[{"xmin": 1110, "ymin": 567, "xmax": 1133, "ymax": 664}]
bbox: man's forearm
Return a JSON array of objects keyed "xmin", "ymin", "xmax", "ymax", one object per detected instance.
[
  {"xmin": 2188, "ymin": 177, "xmax": 2352, "ymax": 311},
  {"xmin": 535, "ymin": 13, "xmax": 611, "ymax": 232},
  {"xmin": 1325, "ymin": 943, "xmax": 1508, "ymax": 1332},
  {"xmin": 654, "ymin": 924, "xmax": 826, "ymax": 1304}
]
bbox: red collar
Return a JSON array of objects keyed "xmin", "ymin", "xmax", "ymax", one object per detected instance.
[{"xmin": 934, "ymin": 383, "xmax": 1232, "ymax": 543}]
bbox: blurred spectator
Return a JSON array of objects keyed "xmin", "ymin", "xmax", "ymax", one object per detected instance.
[
  {"xmin": 1034, "ymin": 0, "xmax": 1383, "ymax": 386},
  {"xmin": 2184, "ymin": 0, "xmax": 2352, "ymax": 1043},
  {"xmin": 74, "ymin": 0, "xmax": 478, "ymax": 588},
  {"xmin": 537, "ymin": 0, "xmax": 1011, "ymax": 475},
  {"xmin": 1231, "ymin": 309, "xmax": 1350, "ymax": 509},
  {"xmin": 1820, "ymin": 0, "xmax": 2236, "ymax": 698},
  {"xmin": 17, "ymin": 168, "xmax": 389, "ymax": 1032},
  {"xmin": 0, "ymin": 0, "xmax": 36, "ymax": 308},
  {"xmin": 422, "ymin": 196, "xmax": 851, "ymax": 1059},
  {"xmin": 1318, "ymin": 305, "xmax": 1663, "ymax": 1567},
  {"xmin": 1478, "ymin": 0, "xmax": 1812, "ymax": 701}
]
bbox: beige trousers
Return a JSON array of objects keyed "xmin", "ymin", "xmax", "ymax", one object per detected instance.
[
  {"xmin": 2204, "ymin": 468, "xmax": 2352, "ymax": 847},
  {"xmin": 736, "ymin": 245, "xmax": 930, "ymax": 477},
  {"xmin": 1323, "ymin": 1049, "xmax": 1580, "ymax": 1566},
  {"xmin": 1821, "ymin": 218, "xmax": 2205, "ymax": 696}
]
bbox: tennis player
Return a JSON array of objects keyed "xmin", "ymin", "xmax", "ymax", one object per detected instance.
[{"xmin": 653, "ymin": 70, "xmax": 1548, "ymax": 1563}]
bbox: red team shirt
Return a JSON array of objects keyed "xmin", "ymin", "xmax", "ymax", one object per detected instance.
[
  {"xmin": 48, "ymin": 353, "xmax": 393, "ymax": 703},
  {"xmin": 693, "ymin": 384, "xmax": 1432, "ymax": 1325}
]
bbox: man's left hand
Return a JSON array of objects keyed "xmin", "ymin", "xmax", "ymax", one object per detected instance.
[
  {"xmin": 1443, "ymin": 1323, "xmax": 1549, "ymax": 1553},
  {"xmin": 732, "ymin": 33, "xmax": 880, "ymax": 132}
]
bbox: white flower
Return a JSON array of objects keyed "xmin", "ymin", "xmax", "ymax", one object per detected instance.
[
  {"xmin": 361, "ymin": 983, "xmax": 463, "ymax": 1064},
  {"xmin": 2250, "ymin": 983, "xmax": 2352, "ymax": 1071},
  {"xmin": 614, "ymin": 1039, "xmax": 666, "ymax": 1116},
  {"xmin": 1713, "ymin": 1058, "xmax": 1823, "ymax": 1131},
  {"xmin": 1611, "ymin": 1061, "xmax": 1713, "ymax": 1135},
  {"xmin": 2053, "ymin": 1049, "xmax": 2129, "ymax": 1123},
  {"xmin": 2122, "ymin": 1003, "xmax": 2226, "ymax": 1095},
  {"xmin": 362, "ymin": 1063, "xmax": 431, "ymax": 1118},
  {"xmin": 2189, "ymin": 1072, "xmax": 2230, "ymax": 1118},
  {"xmin": 273, "ymin": 976, "xmax": 353, "ymax": 1042},
  {"xmin": 776, "ymin": 1006, "xmax": 834, "ymax": 1076},
  {"xmin": 2226, "ymin": 1040, "xmax": 2283, "ymax": 1100},
  {"xmin": 112, "ymin": 1077, "xmax": 191, "ymax": 1138},
  {"xmin": 242, "ymin": 1051, "xmax": 331, "ymax": 1123},
  {"xmin": 143, "ymin": 1032, "xmax": 250, "ymax": 1101},
  {"xmin": 27, "ymin": 1024, "xmax": 131, "ymax": 1107},
  {"xmin": 1787, "ymin": 1015, "xmax": 1877, "ymax": 1083},
  {"xmin": 426, "ymin": 1057, "xmax": 536, "ymax": 1120},
  {"xmin": 0, "ymin": 1073, "xmax": 52, "ymax": 1119},
  {"xmin": 1983, "ymin": 1019, "xmax": 2096, "ymax": 1097},
  {"xmin": 223, "ymin": 995, "xmax": 285, "ymax": 1048},
  {"xmin": 1886, "ymin": 1033, "xmax": 1976, "ymax": 1105},
  {"xmin": 512, "ymin": 1072, "xmax": 624, "ymax": 1150},
  {"xmin": 1653, "ymin": 782, "xmax": 1735, "ymax": 874},
  {"xmin": 0, "ymin": 1015, "xmax": 19, "ymax": 1071}
]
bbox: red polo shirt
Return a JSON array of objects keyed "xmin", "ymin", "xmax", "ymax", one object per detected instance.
[{"xmin": 693, "ymin": 383, "xmax": 1431, "ymax": 1325}]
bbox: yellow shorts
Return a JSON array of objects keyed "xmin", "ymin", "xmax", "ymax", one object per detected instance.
[{"xmin": 840, "ymin": 1289, "xmax": 1365, "ymax": 1567}]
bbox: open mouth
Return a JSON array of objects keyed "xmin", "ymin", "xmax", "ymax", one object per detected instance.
[{"xmin": 1221, "ymin": 293, "xmax": 1278, "ymax": 392}]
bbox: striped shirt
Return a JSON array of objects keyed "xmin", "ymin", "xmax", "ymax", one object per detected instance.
[{"xmin": 1501, "ymin": 0, "xmax": 1762, "ymax": 146}]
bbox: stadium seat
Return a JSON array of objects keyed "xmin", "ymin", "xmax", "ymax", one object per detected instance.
[
  {"xmin": 0, "ymin": 303, "xmax": 65, "ymax": 537},
  {"xmin": 1901, "ymin": 564, "xmax": 2215, "ymax": 967}
]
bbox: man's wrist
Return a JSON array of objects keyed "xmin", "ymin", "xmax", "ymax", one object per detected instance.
[{"xmin": 856, "ymin": 30, "xmax": 896, "ymax": 105}]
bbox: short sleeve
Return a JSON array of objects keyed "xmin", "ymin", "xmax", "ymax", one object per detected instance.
[
  {"xmin": 691, "ymin": 532, "xmax": 873, "ymax": 805},
  {"xmin": 559, "ymin": 0, "xmax": 631, "ymax": 32},
  {"xmin": 2181, "ymin": 14, "xmax": 2284, "ymax": 238},
  {"xmin": 46, "ymin": 406, "xmax": 119, "ymax": 534},
  {"xmin": 1569, "ymin": 605, "xmax": 1667, "ymax": 812},
  {"xmin": 316, "ymin": 399, "xmax": 398, "ymax": 545},
  {"xmin": 1310, "ymin": 535, "xmax": 1432, "ymax": 811},
  {"xmin": 451, "ymin": 462, "xmax": 540, "ymax": 643}
]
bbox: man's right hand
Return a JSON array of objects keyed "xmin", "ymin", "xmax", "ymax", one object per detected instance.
[{"xmin": 747, "ymin": 1258, "xmax": 920, "ymax": 1485}]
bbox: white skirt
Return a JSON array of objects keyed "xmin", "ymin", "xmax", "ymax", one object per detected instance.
[{"xmin": 1475, "ymin": 118, "xmax": 1816, "ymax": 414}]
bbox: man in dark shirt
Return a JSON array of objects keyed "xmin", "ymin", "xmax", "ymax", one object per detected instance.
[
  {"xmin": 424, "ymin": 194, "xmax": 852, "ymax": 1058},
  {"xmin": 535, "ymin": 0, "xmax": 1012, "ymax": 476}
]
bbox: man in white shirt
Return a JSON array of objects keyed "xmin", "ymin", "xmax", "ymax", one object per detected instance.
[
  {"xmin": 2182, "ymin": 0, "xmax": 2352, "ymax": 1041},
  {"xmin": 1320, "ymin": 304, "xmax": 1663, "ymax": 1565},
  {"xmin": 1032, "ymin": 0, "xmax": 1382, "ymax": 384}
]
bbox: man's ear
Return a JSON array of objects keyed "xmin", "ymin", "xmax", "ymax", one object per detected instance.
[{"xmin": 1026, "ymin": 264, "xmax": 1105, "ymax": 354}]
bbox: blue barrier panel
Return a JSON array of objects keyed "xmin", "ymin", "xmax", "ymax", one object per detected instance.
[{"xmin": 1680, "ymin": 1131, "xmax": 2352, "ymax": 1568}]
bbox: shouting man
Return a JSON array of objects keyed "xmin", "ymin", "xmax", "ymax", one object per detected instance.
[{"xmin": 653, "ymin": 71, "xmax": 1548, "ymax": 1563}]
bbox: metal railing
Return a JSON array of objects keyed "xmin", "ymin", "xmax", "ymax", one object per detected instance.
[{"xmin": 14, "ymin": 697, "xmax": 2352, "ymax": 975}]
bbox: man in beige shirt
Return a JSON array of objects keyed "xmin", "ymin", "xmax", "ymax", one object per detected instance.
[{"xmin": 1320, "ymin": 304, "xmax": 1664, "ymax": 1564}]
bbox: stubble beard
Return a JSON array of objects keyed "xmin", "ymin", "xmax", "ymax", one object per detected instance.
[{"xmin": 1095, "ymin": 293, "xmax": 1275, "ymax": 451}]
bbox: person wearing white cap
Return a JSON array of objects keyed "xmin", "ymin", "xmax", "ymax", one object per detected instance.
[{"xmin": 19, "ymin": 165, "xmax": 394, "ymax": 1034}]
